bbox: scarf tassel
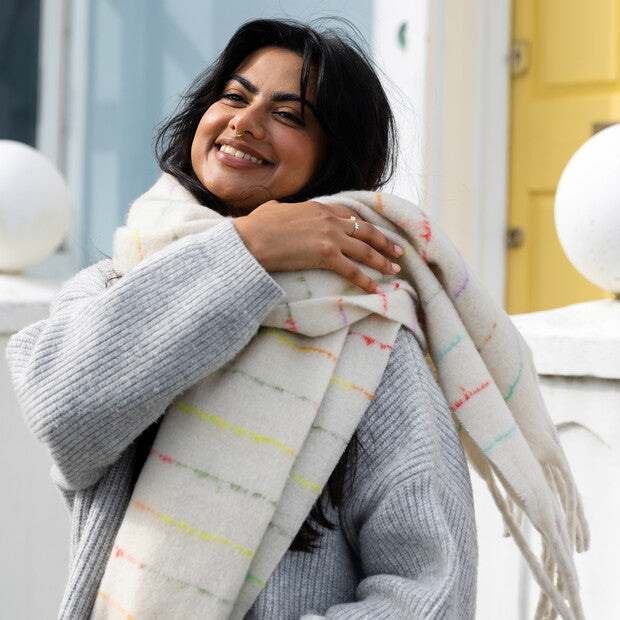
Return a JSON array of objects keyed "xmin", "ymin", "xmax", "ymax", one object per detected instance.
[{"xmin": 486, "ymin": 462, "xmax": 585, "ymax": 620}]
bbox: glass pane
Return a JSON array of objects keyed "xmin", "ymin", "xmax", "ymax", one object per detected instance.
[{"xmin": 0, "ymin": 0, "xmax": 40, "ymax": 146}]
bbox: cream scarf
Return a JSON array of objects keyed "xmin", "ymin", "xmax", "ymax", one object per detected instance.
[{"xmin": 92, "ymin": 174, "xmax": 588, "ymax": 620}]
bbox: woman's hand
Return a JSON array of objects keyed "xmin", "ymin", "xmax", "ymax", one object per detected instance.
[{"xmin": 233, "ymin": 199, "xmax": 404, "ymax": 294}]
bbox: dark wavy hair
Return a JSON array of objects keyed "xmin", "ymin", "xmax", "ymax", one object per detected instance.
[
  {"xmin": 153, "ymin": 18, "xmax": 393, "ymax": 551},
  {"xmin": 155, "ymin": 18, "xmax": 397, "ymax": 212}
]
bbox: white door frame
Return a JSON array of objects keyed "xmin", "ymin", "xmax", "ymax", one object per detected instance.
[
  {"xmin": 36, "ymin": 0, "xmax": 89, "ymax": 277},
  {"xmin": 425, "ymin": 0, "xmax": 512, "ymax": 307}
]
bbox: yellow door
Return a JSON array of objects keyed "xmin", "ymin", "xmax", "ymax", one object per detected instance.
[{"xmin": 507, "ymin": 0, "xmax": 618, "ymax": 314}]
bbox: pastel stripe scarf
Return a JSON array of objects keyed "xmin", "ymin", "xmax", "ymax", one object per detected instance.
[{"xmin": 92, "ymin": 174, "xmax": 588, "ymax": 620}]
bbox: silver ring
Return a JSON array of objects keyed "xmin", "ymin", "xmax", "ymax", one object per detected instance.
[
  {"xmin": 351, "ymin": 221, "xmax": 360, "ymax": 237},
  {"xmin": 234, "ymin": 130, "xmax": 246, "ymax": 138},
  {"xmin": 350, "ymin": 215, "xmax": 357, "ymax": 221}
]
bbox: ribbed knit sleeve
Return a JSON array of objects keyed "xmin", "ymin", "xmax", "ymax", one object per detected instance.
[
  {"xmin": 5, "ymin": 220, "xmax": 284, "ymax": 491},
  {"xmin": 322, "ymin": 328, "xmax": 477, "ymax": 619}
]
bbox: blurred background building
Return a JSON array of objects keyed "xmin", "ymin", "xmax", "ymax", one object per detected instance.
[{"xmin": 2, "ymin": 0, "xmax": 619, "ymax": 618}]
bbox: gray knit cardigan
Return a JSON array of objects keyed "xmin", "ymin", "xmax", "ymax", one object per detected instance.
[{"xmin": 6, "ymin": 221, "xmax": 477, "ymax": 619}]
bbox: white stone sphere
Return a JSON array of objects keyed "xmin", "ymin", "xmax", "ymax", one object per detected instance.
[
  {"xmin": 555, "ymin": 124, "xmax": 620, "ymax": 293},
  {"xmin": 0, "ymin": 140, "xmax": 71, "ymax": 272}
]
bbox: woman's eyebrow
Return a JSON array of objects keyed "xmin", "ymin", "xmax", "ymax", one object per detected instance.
[
  {"xmin": 272, "ymin": 92, "xmax": 317, "ymax": 116},
  {"xmin": 230, "ymin": 75, "xmax": 317, "ymax": 116},
  {"xmin": 231, "ymin": 75, "xmax": 258, "ymax": 94}
]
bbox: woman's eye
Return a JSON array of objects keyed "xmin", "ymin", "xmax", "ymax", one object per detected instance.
[
  {"xmin": 276, "ymin": 110, "xmax": 305, "ymax": 126},
  {"xmin": 221, "ymin": 93, "xmax": 244, "ymax": 103}
]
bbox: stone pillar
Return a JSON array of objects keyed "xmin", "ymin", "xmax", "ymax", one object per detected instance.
[
  {"xmin": 511, "ymin": 299, "xmax": 620, "ymax": 618},
  {"xmin": 0, "ymin": 275, "xmax": 69, "ymax": 618}
]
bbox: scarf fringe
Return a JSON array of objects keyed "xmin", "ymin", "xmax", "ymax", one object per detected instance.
[
  {"xmin": 459, "ymin": 426, "xmax": 584, "ymax": 620},
  {"xmin": 485, "ymin": 460, "xmax": 584, "ymax": 620}
]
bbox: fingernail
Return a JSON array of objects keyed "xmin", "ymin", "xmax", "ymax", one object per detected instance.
[
  {"xmin": 375, "ymin": 285, "xmax": 384, "ymax": 294},
  {"xmin": 394, "ymin": 244, "xmax": 404, "ymax": 256},
  {"xmin": 391, "ymin": 263, "xmax": 401, "ymax": 273}
]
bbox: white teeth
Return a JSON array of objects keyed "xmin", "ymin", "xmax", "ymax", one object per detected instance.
[{"xmin": 219, "ymin": 144, "xmax": 263, "ymax": 165}]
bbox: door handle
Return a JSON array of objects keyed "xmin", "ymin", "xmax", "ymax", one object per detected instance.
[{"xmin": 506, "ymin": 227, "xmax": 526, "ymax": 248}]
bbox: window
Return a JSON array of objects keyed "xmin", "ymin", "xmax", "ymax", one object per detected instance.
[{"xmin": 0, "ymin": 0, "xmax": 41, "ymax": 146}]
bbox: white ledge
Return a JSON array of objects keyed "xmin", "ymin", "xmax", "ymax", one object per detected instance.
[
  {"xmin": 511, "ymin": 299, "xmax": 620, "ymax": 380},
  {"xmin": 0, "ymin": 274, "xmax": 59, "ymax": 334}
]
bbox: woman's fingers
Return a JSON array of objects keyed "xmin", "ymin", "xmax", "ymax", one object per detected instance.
[
  {"xmin": 316, "ymin": 202, "xmax": 404, "ymax": 258},
  {"xmin": 340, "ymin": 217, "xmax": 404, "ymax": 261},
  {"xmin": 332, "ymin": 255, "xmax": 384, "ymax": 294},
  {"xmin": 340, "ymin": 235, "xmax": 401, "ymax": 277}
]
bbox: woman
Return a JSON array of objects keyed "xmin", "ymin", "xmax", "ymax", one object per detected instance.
[{"xmin": 9, "ymin": 18, "xmax": 581, "ymax": 620}]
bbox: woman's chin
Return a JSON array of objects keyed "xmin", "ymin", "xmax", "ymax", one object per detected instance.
[{"xmin": 210, "ymin": 186, "xmax": 273, "ymax": 215}]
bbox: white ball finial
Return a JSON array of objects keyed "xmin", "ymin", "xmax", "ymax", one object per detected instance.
[
  {"xmin": 0, "ymin": 140, "xmax": 71, "ymax": 272},
  {"xmin": 555, "ymin": 125, "xmax": 620, "ymax": 293}
]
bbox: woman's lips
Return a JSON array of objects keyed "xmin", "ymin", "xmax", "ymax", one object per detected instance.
[
  {"xmin": 217, "ymin": 138, "xmax": 273, "ymax": 165},
  {"xmin": 214, "ymin": 146, "xmax": 270, "ymax": 169}
]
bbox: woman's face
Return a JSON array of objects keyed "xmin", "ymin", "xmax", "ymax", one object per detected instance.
[{"xmin": 191, "ymin": 46, "xmax": 328, "ymax": 213}]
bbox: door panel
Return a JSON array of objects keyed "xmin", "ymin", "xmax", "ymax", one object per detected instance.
[{"xmin": 540, "ymin": 0, "xmax": 617, "ymax": 88}]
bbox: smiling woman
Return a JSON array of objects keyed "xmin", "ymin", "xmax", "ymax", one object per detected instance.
[
  {"xmin": 6, "ymin": 18, "xmax": 484, "ymax": 620},
  {"xmin": 190, "ymin": 47, "xmax": 328, "ymax": 212},
  {"xmin": 6, "ymin": 15, "xmax": 590, "ymax": 620}
]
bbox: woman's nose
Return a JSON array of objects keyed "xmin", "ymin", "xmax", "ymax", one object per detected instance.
[{"xmin": 230, "ymin": 104, "xmax": 265, "ymax": 140}]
